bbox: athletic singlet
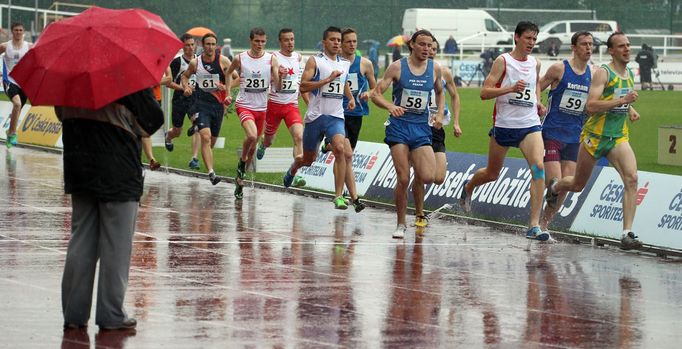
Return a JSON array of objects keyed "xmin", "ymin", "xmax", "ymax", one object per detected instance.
[
  {"xmin": 305, "ymin": 53, "xmax": 350, "ymax": 122},
  {"xmin": 428, "ymin": 78, "xmax": 451, "ymax": 126},
  {"xmin": 493, "ymin": 53, "xmax": 540, "ymax": 128},
  {"xmin": 195, "ymin": 53, "xmax": 226, "ymax": 104},
  {"xmin": 391, "ymin": 57, "xmax": 434, "ymax": 124},
  {"xmin": 172, "ymin": 54, "xmax": 197, "ymax": 98},
  {"xmin": 269, "ymin": 51, "xmax": 302, "ymax": 105},
  {"xmin": 582, "ymin": 64, "xmax": 634, "ymax": 138},
  {"xmin": 343, "ymin": 55, "xmax": 369, "ymax": 116},
  {"xmin": 2, "ymin": 40, "xmax": 30, "ymax": 85},
  {"xmin": 236, "ymin": 51, "xmax": 272, "ymax": 111},
  {"xmin": 544, "ymin": 60, "xmax": 592, "ymax": 143}
]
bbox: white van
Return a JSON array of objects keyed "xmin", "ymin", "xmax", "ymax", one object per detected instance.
[
  {"xmin": 536, "ymin": 20, "xmax": 619, "ymax": 52},
  {"xmin": 402, "ymin": 8, "xmax": 513, "ymax": 50}
]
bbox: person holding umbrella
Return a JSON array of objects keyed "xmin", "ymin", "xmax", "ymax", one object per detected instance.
[
  {"xmin": 0, "ymin": 22, "xmax": 32, "ymax": 149},
  {"xmin": 10, "ymin": 7, "xmax": 181, "ymax": 330}
]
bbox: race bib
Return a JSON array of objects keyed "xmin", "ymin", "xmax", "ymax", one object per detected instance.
[
  {"xmin": 279, "ymin": 76, "xmax": 299, "ymax": 94},
  {"xmin": 400, "ymin": 89, "xmax": 429, "ymax": 113},
  {"xmin": 188, "ymin": 74, "xmax": 197, "ymax": 89},
  {"xmin": 245, "ymin": 72, "xmax": 269, "ymax": 93},
  {"xmin": 321, "ymin": 79, "xmax": 344, "ymax": 99},
  {"xmin": 428, "ymin": 89, "xmax": 438, "ymax": 113},
  {"xmin": 558, "ymin": 90, "xmax": 588, "ymax": 115},
  {"xmin": 508, "ymin": 81, "xmax": 536, "ymax": 108},
  {"xmin": 612, "ymin": 87, "xmax": 631, "ymax": 113},
  {"xmin": 197, "ymin": 73, "xmax": 220, "ymax": 92},
  {"xmin": 347, "ymin": 73, "xmax": 359, "ymax": 94}
]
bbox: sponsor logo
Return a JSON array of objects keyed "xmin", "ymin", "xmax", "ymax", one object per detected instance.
[{"xmin": 657, "ymin": 188, "xmax": 682, "ymax": 231}]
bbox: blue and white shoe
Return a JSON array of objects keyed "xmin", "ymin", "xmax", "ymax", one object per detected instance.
[
  {"xmin": 459, "ymin": 180, "xmax": 472, "ymax": 213},
  {"xmin": 526, "ymin": 226, "xmax": 551, "ymax": 241},
  {"xmin": 283, "ymin": 170, "xmax": 295, "ymax": 188}
]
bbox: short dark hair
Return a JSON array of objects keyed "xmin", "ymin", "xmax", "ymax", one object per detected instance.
[
  {"xmin": 10, "ymin": 22, "xmax": 23, "ymax": 30},
  {"xmin": 250, "ymin": 27, "xmax": 266, "ymax": 40},
  {"xmin": 430, "ymin": 34, "xmax": 440, "ymax": 50},
  {"xmin": 202, "ymin": 33, "xmax": 217, "ymax": 44},
  {"xmin": 323, "ymin": 26, "xmax": 341, "ymax": 40},
  {"xmin": 408, "ymin": 29, "xmax": 433, "ymax": 52},
  {"xmin": 571, "ymin": 31, "xmax": 592, "ymax": 46},
  {"xmin": 279, "ymin": 28, "xmax": 293, "ymax": 40},
  {"xmin": 514, "ymin": 21, "xmax": 539, "ymax": 37},
  {"xmin": 180, "ymin": 33, "xmax": 194, "ymax": 42},
  {"xmin": 341, "ymin": 27, "xmax": 356, "ymax": 41},
  {"xmin": 606, "ymin": 31, "xmax": 626, "ymax": 48}
]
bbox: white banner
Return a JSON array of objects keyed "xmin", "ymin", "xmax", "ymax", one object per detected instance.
[
  {"xmin": 0, "ymin": 101, "xmax": 31, "ymax": 140},
  {"xmin": 297, "ymin": 140, "xmax": 391, "ymax": 196},
  {"xmin": 570, "ymin": 167, "xmax": 682, "ymax": 249},
  {"xmin": 538, "ymin": 60, "xmax": 682, "ymax": 85}
]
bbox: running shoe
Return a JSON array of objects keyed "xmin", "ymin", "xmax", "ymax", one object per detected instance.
[
  {"xmin": 149, "ymin": 159, "xmax": 161, "ymax": 171},
  {"xmin": 188, "ymin": 158, "xmax": 200, "ymax": 170},
  {"xmin": 525, "ymin": 226, "xmax": 551, "ymax": 241},
  {"xmin": 6, "ymin": 134, "xmax": 17, "ymax": 149},
  {"xmin": 620, "ymin": 231, "xmax": 643, "ymax": 250},
  {"xmin": 392, "ymin": 224, "xmax": 407, "ymax": 239},
  {"xmin": 164, "ymin": 133, "xmax": 174, "ymax": 152},
  {"xmin": 234, "ymin": 183, "xmax": 243, "ymax": 199},
  {"xmin": 333, "ymin": 196, "xmax": 348, "ymax": 210},
  {"xmin": 292, "ymin": 175, "xmax": 306, "ymax": 188},
  {"xmin": 187, "ymin": 121, "xmax": 198, "ymax": 137},
  {"xmin": 545, "ymin": 177, "xmax": 560, "ymax": 209},
  {"xmin": 208, "ymin": 171, "xmax": 221, "ymax": 185},
  {"xmin": 415, "ymin": 215, "xmax": 429, "ymax": 227},
  {"xmin": 256, "ymin": 141, "xmax": 266, "ymax": 160},
  {"xmin": 352, "ymin": 198, "xmax": 366, "ymax": 213},
  {"xmin": 283, "ymin": 170, "xmax": 294, "ymax": 188},
  {"xmin": 459, "ymin": 179, "xmax": 472, "ymax": 213},
  {"xmin": 320, "ymin": 140, "xmax": 330, "ymax": 154}
]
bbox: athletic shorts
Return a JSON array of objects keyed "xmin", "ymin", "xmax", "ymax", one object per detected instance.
[
  {"xmin": 431, "ymin": 126, "xmax": 446, "ymax": 153},
  {"xmin": 384, "ymin": 117, "xmax": 432, "ymax": 150},
  {"xmin": 265, "ymin": 101, "xmax": 301, "ymax": 136},
  {"xmin": 543, "ymin": 138, "xmax": 580, "ymax": 162},
  {"xmin": 3, "ymin": 82, "xmax": 27, "ymax": 107},
  {"xmin": 171, "ymin": 96, "xmax": 195, "ymax": 128},
  {"xmin": 489, "ymin": 125, "xmax": 542, "ymax": 148},
  {"xmin": 194, "ymin": 100, "xmax": 225, "ymax": 137},
  {"xmin": 302, "ymin": 115, "xmax": 345, "ymax": 152},
  {"xmin": 237, "ymin": 107, "xmax": 267, "ymax": 137},
  {"xmin": 344, "ymin": 115, "xmax": 363, "ymax": 149},
  {"xmin": 581, "ymin": 131, "xmax": 628, "ymax": 159}
]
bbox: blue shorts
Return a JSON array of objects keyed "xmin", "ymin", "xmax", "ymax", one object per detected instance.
[
  {"xmin": 303, "ymin": 115, "xmax": 345, "ymax": 152},
  {"xmin": 543, "ymin": 138, "xmax": 580, "ymax": 162},
  {"xmin": 489, "ymin": 125, "xmax": 542, "ymax": 148},
  {"xmin": 195, "ymin": 100, "xmax": 225, "ymax": 137},
  {"xmin": 384, "ymin": 117, "xmax": 432, "ymax": 150}
]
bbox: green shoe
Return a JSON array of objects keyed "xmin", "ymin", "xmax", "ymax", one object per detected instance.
[
  {"xmin": 333, "ymin": 196, "xmax": 348, "ymax": 210},
  {"xmin": 292, "ymin": 175, "xmax": 306, "ymax": 188}
]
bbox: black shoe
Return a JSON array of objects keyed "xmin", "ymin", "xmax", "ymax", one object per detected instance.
[
  {"xmin": 187, "ymin": 124, "xmax": 198, "ymax": 137},
  {"xmin": 353, "ymin": 198, "xmax": 366, "ymax": 213},
  {"xmin": 620, "ymin": 231, "xmax": 643, "ymax": 250},
  {"xmin": 209, "ymin": 172, "xmax": 221, "ymax": 185},
  {"xmin": 99, "ymin": 318, "xmax": 136, "ymax": 331},
  {"xmin": 63, "ymin": 323, "xmax": 88, "ymax": 330}
]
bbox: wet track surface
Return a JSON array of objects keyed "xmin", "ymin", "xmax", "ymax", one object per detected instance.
[{"xmin": 1, "ymin": 147, "xmax": 682, "ymax": 348}]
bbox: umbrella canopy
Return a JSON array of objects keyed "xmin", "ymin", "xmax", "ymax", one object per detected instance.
[
  {"xmin": 386, "ymin": 34, "xmax": 409, "ymax": 47},
  {"xmin": 186, "ymin": 26, "xmax": 215, "ymax": 37},
  {"xmin": 10, "ymin": 6, "xmax": 182, "ymax": 109}
]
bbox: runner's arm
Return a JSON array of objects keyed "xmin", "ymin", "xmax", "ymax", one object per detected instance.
[
  {"xmin": 480, "ymin": 56, "xmax": 521, "ymax": 100},
  {"xmin": 442, "ymin": 67, "xmax": 462, "ymax": 137},
  {"xmin": 432, "ymin": 62, "xmax": 445, "ymax": 128},
  {"xmin": 536, "ymin": 60, "xmax": 546, "ymax": 117},
  {"xmin": 224, "ymin": 55, "xmax": 240, "ymax": 104},
  {"xmin": 180, "ymin": 60, "xmax": 198, "ymax": 96},
  {"xmin": 585, "ymin": 67, "xmax": 638, "ymax": 114},
  {"xmin": 370, "ymin": 61, "xmax": 404, "ymax": 117},
  {"xmin": 361, "ymin": 57, "xmax": 377, "ymax": 101},
  {"xmin": 344, "ymin": 78, "xmax": 355, "ymax": 111},
  {"xmin": 299, "ymin": 57, "xmax": 340, "ymax": 93},
  {"xmin": 539, "ymin": 62, "xmax": 563, "ymax": 92}
]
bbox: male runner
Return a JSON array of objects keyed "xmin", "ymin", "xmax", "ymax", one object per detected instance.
[
  {"xmin": 255, "ymin": 28, "xmax": 307, "ymax": 187},
  {"xmin": 181, "ymin": 33, "xmax": 232, "ymax": 185},
  {"xmin": 546, "ymin": 32, "xmax": 643, "ymax": 250},
  {"xmin": 225, "ymin": 27, "xmax": 284, "ymax": 199},
  {"xmin": 412, "ymin": 37, "xmax": 462, "ymax": 227},
  {"xmin": 371, "ymin": 29, "xmax": 445, "ymax": 239},
  {"xmin": 281, "ymin": 26, "xmax": 364, "ymax": 212},
  {"xmin": 538, "ymin": 32, "xmax": 594, "ymax": 234},
  {"xmin": 1, "ymin": 22, "xmax": 32, "ymax": 148},
  {"xmin": 458, "ymin": 22, "xmax": 549, "ymax": 241},
  {"xmin": 164, "ymin": 33, "xmax": 201, "ymax": 170}
]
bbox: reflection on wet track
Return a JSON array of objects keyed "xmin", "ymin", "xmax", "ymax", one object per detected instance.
[{"xmin": 1, "ymin": 147, "xmax": 681, "ymax": 348}]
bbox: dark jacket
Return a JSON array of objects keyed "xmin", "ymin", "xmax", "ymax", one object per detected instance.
[
  {"xmin": 57, "ymin": 88, "xmax": 164, "ymax": 202},
  {"xmin": 635, "ymin": 50, "xmax": 655, "ymax": 71}
]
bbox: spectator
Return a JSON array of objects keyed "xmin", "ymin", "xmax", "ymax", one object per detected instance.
[
  {"xmin": 443, "ymin": 35, "xmax": 458, "ymax": 54},
  {"xmin": 635, "ymin": 43, "xmax": 656, "ymax": 90},
  {"xmin": 368, "ymin": 41, "xmax": 379, "ymax": 79},
  {"xmin": 221, "ymin": 38, "xmax": 233, "ymax": 60}
]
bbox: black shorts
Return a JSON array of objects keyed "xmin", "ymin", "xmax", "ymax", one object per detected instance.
[
  {"xmin": 3, "ymin": 82, "xmax": 27, "ymax": 107},
  {"xmin": 344, "ymin": 115, "xmax": 363, "ymax": 149},
  {"xmin": 431, "ymin": 126, "xmax": 446, "ymax": 153},
  {"xmin": 640, "ymin": 69, "xmax": 652, "ymax": 83},
  {"xmin": 171, "ymin": 95, "xmax": 196, "ymax": 128},
  {"xmin": 194, "ymin": 100, "xmax": 224, "ymax": 137}
]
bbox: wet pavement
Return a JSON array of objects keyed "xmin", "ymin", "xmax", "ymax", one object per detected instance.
[{"xmin": 1, "ymin": 147, "xmax": 682, "ymax": 348}]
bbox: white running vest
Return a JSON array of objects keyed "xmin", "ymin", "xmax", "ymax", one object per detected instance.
[
  {"xmin": 269, "ymin": 51, "xmax": 302, "ymax": 105},
  {"xmin": 236, "ymin": 51, "xmax": 272, "ymax": 111},
  {"xmin": 305, "ymin": 53, "xmax": 350, "ymax": 122},
  {"xmin": 493, "ymin": 53, "xmax": 541, "ymax": 128},
  {"xmin": 3, "ymin": 40, "xmax": 30, "ymax": 85}
]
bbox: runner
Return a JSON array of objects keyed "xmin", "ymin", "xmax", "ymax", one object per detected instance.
[
  {"xmin": 164, "ymin": 33, "xmax": 202, "ymax": 170},
  {"xmin": 0, "ymin": 22, "xmax": 32, "ymax": 149},
  {"xmin": 412, "ymin": 37, "xmax": 462, "ymax": 227},
  {"xmin": 371, "ymin": 29, "xmax": 445, "ymax": 238},
  {"xmin": 545, "ymin": 32, "xmax": 643, "ymax": 250},
  {"xmin": 281, "ymin": 26, "xmax": 364, "ymax": 212},
  {"xmin": 458, "ymin": 22, "xmax": 549, "ymax": 241},
  {"xmin": 181, "ymin": 33, "xmax": 232, "ymax": 186},
  {"xmin": 225, "ymin": 27, "xmax": 284, "ymax": 199},
  {"xmin": 255, "ymin": 28, "xmax": 307, "ymax": 188},
  {"xmin": 538, "ymin": 32, "xmax": 594, "ymax": 234}
]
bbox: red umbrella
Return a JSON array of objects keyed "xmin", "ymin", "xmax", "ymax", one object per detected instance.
[{"xmin": 11, "ymin": 6, "xmax": 182, "ymax": 109}]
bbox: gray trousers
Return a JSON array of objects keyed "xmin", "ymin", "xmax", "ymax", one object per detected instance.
[{"xmin": 61, "ymin": 193, "xmax": 138, "ymax": 327}]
